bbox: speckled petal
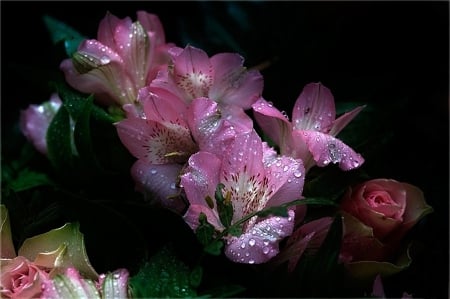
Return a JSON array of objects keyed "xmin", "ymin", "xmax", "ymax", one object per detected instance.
[
  {"xmin": 292, "ymin": 82, "xmax": 335, "ymax": 132},
  {"xmin": 225, "ymin": 209, "xmax": 295, "ymax": 264},
  {"xmin": 172, "ymin": 45, "xmax": 214, "ymax": 100},
  {"xmin": 115, "ymin": 117, "xmax": 196, "ymax": 164}
]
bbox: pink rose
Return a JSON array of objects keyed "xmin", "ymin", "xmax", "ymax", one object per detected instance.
[
  {"xmin": 338, "ymin": 179, "xmax": 433, "ymax": 283},
  {"xmin": 0, "ymin": 256, "xmax": 50, "ymax": 299},
  {"xmin": 340, "ymin": 179, "xmax": 432, "ymax": 242}
]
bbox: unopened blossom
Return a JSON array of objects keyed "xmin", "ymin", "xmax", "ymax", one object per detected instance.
[
  {"xmin": 19, "ymin": 93, "xmax": 62, "ymax": 155},
  {"xmin": 60, "ymin": 11, "xmax": 174, "ymax": 107},
  {"xmin": 252, "ymin": 82, "xmax": 365, "ymax": 172},
  {"xmin": 181, "ymin": 131, "xmax": 305, "ymax": 264},
  {"xmin": 41, "ymin": 267, "xmax": 130, "ymax": 299}
]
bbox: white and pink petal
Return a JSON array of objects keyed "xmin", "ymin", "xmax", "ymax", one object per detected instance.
[
  {"xmin": 299, "ymin": 130, "xmax": 364, "ymax": 171},
  {"xmin": 224, "ymin": 209, "xmax": 295, "ymax": 264}
]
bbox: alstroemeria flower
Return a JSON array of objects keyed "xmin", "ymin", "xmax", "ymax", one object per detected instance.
[
  {"xmin": 115, "ymin": 86, "xmax": 197, "ymax": 165},
  {"xmin": 60, "ymin": 11, "xmax": 174, "ymax": 107},
  {"xmin": 19, "ymin": 93, "xmax": 62, "ymax": 155},
  {"xmin": 181, "ymin": 131, "xmax": 305, "ymax": 264},
  {"xmin": 150, "ymin": 45, "xmax": 263, "ymax": 128},
  {"xmin": 115, "ymin": 87, "xmax": 196, "ymax": 212},
  {"xmin": 252, "ymin": 82, "xmax": 365, "ymax": 172}
]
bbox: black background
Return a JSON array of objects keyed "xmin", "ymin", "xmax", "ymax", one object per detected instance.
[{"xmin": 1, "ymin": 1, "xmax": 449, "ymax": 298}]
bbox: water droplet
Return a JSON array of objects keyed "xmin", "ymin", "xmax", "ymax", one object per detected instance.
[
  {"xmin": 150, "ymin": 169, "xmax": 157, "ymax": 175},
  {"xmin": 240, "ymin": 242, "xmax": 246, "ymax": 249},
  {"xmin": 263, "ymin": 239, "xmax": 270, "ymax": 246},
  {"xmin": 283, "ymin": 165, "xmax": 289, "ymax": 172},
  {"xmin": 263, "ymin": 247, "xmax": 270, "ymax": 254},
  {"xmin": 275, "ymin": 217, "xmax": 281, "ymax": 222},
  {"xmin": 249, "ymin": 239, "xmax": 256, "ymax": 246},
  {"xmin": 170, "ymin": 182, "xmax": 176, "ymax": 190},
  {"xmin": 249, "ymin": 259, "xmax": 255, "ymax": 264},
  {"xmin": 100, "ymin": 55, "xmax": 111, "ymax": 64},
  {"xmin": 294, "ymin": 171, "xmax": 302, "ymax": 178}
]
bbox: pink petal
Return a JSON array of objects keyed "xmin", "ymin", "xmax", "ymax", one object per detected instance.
[
  {"xmin": 329, "ymin": 105, "xmax": 366, "ymax": 136},
  {"xmin": 292, "ymin": 82, "xmax": 336, "ymax": 132},
  {"xmin": 138, "ymin": 86, "xmax": 188, "ymax": 124},
  {"xmin": 97, "ymin": 12, "xmax": 132, "ymax": 51},
  {"xmin": 131, "ymin": 160, "xmax": 185, "ymax": 213},
  {"xmin": 252, "ymin": 98, "xmax": 292, "ymax": 149},
  {"xmin": 115, "ymin": 117, "xmax": 196, "ymax": 164},
  {"xmin": 264, "ymin": 155, "xmax": 305, "ymax": 208},
  {"xmin": 221, "ymin": 131, "xmax": 264, "ymax": 180},
  {"xmin": 209, "ymin": 53, "xmax": 263, "ymax": 109},
  {"xmin": 19, "ymin": 94, "xmax": 62, "ymax": 155},
  {"xmin": 187, "ymin": 98, "xmax": 241, "ymax": 155},
  {"xmin": 372, "ymin": 274, "xmax": 386, "ymax": 298},
  {"xmin": 172, "ymin": 45, "xmax": 214, "ymax": 100},
  {"xmin": 137, "ymin": 11, "xmax": 166, "ymax": 45},
  {"xmin": 299, "ymin": 130, "xmax": 364, "ymax": 170},
  {"xmin": 225, "ymin": 209, "xmax": 295, "ymax": 264},
  {"xmin": 183, "ymin": 204, "xmax": 223, "ymax": 231},
  {"xmin": 180, "ymin": 152, "xmax": 222, "ymax": 206}
]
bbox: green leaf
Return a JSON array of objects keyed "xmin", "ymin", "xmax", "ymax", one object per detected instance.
[
  {"xmin": 73, "ymin": 96, "xmax": 107, "ymax": 174},
  {"xmin": 195, "ymin": 213, "xmax": 216, "ymax": 247},
  {"xmin": 46, "ymin": 104, "xmax": 74, "ymax": 171},
  {"xmin": 129, "ymin": 245, "xmax": 198, "ymax": 298},
  {"xmin": 43, "ymin": 15, "xmax": 86, "ymax": 57},
  {"xmin": 215, "ymin": 183, "xmax": 233, "ymax": 227},
  {"xmin": 203, "ymin": 240, "xmax": 224, "ymax": 256},
  {"xmin": 8, "ymin": 168, "xmax": 54, "ymax": 192},
  {"xmin": 53, "ymin": 81, "xmax": 115, "ymax": 124}
]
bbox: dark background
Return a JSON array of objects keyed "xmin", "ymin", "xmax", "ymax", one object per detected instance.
[{"xmin": 1, "ymin": 1, "xmax": 449, "ymax": 298}]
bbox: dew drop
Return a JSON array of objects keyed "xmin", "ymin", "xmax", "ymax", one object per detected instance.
[
  {"xmin": 294, "ymin": 171, "xmax": 302, "ymax": 178},
  {"xmin": 263, "ymin": 247, "xmax": 270, "ymax": 254},
  {"xmin": 249, "ymin": 239, "xmax": 256, "ymax": 247},
  {"xmin": 100, "ymin": 55, "xmax": 111, "ymax": 64},
  {"xmin": 249, "ymin": 259, "xmax": 255, "ymax": 264},
  {"xmin": 150, "ymin": 169, "xmax": 157, "ymax": 175},
  {"xmin": 263, "ymin": 239, "xmax": 270, "ymax": 246},
  {"xmin": 240, "ymin": 242, "xmax": 246, "ymax": 249}
]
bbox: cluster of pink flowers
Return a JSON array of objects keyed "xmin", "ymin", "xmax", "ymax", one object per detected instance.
[{"xmin": 13, "ymin": 9, "xmax": 433, "ymax": 298}]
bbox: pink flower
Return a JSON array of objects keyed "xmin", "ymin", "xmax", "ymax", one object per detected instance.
[
  {"xmin": 338, "ymin": 179, "xmax": 433, "ymax": 283},
  {"xmin": 150, "ymin": 45, "xmax": 262, "ymax": 129},
  {"xmin": 115, "ymin": 87, "xmax": 197, "ymax": 212},
  {"xmin": 0, "ymin": 256, "xmax": 50, "ymax": 299},
  {"xmin": 252, "ymin": 82, "xmax": 365, "ymax": 172},
  {"xmin": 340, "ymin": 179, "xmax": 433, "ymax": 242},
  {"xmin": 181, "ymin": 131, "xmax": 305, "ymax": 264},
  {"xmin": 19, "ymin": 93, "xmax": 62, "ymax": 155},
  {"xmin": 60, "ymin": 11, "xmax": 174, "ymax": 107}
]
